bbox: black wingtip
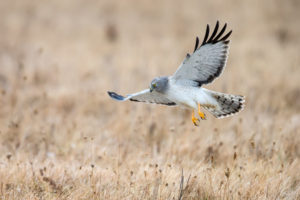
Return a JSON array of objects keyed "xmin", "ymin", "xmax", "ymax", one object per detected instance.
[
  {"xmin": 207, "ymin": 21, "xmax": 219, "ymax": 43},
  {"xmin": 213, "ymin": 23, "xmax": 227, "ymax": 42},
  {"xmin": 193, "ymin": 37, "xmax": 199, "ymax": 52},
  {"xmin": 201, "ymin": 24, "xmax": 210, "ymax": 45},
  {"xmin": 220, "ymin": 30, "xmax": 232, "ymax": 42},
  {"xmin": 199, "ymin": 21, "xmax": 232, "ymax": 46},
  {"xmin": 107, "ymin": 91, "xmax": 125, "ymax": 101}
]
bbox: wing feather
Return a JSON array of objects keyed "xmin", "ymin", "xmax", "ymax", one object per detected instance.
[
  {"xmin": 213, "ymin": 23, "xmax": 227, "ymax": 42},
  {"xmin": 107, "ymin": 89, "xmax": 176, "ymax": 106},
  {"xmin": 201, "ymin": 24, "xmax": 210, "ymax": 45},
  {"xmin": 172, "ymin": 21, "xmax": 231, "ymax": 86},
  {"xmin": 193, "ymin": 37, "xmax": 199, "ymax": 53},
  {"xmin": 207, "ymin": 21, "xmax": 219, "ymax": 43}
]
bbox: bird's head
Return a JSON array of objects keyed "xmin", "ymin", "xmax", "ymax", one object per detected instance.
[{"xmin": 150, "ymin": 77, "xmax": 169, "ymax": 93}]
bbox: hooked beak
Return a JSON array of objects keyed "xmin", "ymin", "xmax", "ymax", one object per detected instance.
[
  {"xmin": 150, "ymin": 83, "xmax": 156, "ymax": 92},
  {"xmin": 150, "ymin": 87, "xmax": 153, "ymax": 92}
]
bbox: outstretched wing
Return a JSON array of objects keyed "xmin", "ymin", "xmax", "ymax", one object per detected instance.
[
  {"xmin": 172, "ymin": 21, "xmax": 232, "ymax": 86},
  {"xmin": 107, "ymin": 89, "xmax": 176, "ymax": 106}
]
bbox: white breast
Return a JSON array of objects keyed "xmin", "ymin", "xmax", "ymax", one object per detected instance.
[{"xmin": 165, "ymin": 80, "xmax": 216, "ymax": 110}]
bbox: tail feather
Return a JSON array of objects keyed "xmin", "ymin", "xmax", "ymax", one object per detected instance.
[{"xmin": 203, "ymin": 90, "xmax": 245, "ymax": 118}]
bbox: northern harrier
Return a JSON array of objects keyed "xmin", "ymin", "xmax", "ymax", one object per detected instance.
[{"xmin": 108, "ymin": 21, "xmax": 245, "ymax": 126}]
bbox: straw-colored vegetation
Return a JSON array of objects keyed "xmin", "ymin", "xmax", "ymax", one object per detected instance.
[{"xmin": 0, "ymin": 0, "xmax": 299, "ymax": 199}]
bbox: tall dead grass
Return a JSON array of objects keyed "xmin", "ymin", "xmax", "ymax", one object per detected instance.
[{"xmin": 0, "ymin": 0, "xmax": 300, "ymax": 199}]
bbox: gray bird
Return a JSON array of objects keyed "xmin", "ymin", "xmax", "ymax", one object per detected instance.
[{"xmin": 108, "ymin": 21, "xmax": 245, "ymax": 126}]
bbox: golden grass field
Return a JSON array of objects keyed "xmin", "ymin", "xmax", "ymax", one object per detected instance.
[{"xmin": 0, "ymin": 0, "xmax": 300, "ymax": 199}]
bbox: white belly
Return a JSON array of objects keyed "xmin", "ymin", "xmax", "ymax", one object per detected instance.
[{"xmin": 165, "ymin": 84, "xmax": 216, "ymax": 110}]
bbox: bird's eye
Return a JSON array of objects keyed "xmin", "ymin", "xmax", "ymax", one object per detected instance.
[{"xmin": 153, "ymin": 83, "xmax": 157, "ymax": 88}]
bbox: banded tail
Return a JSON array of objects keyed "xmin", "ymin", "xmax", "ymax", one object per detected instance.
[{"xmin": 204, "ymin": 90, "xmax": 245, "ymax": 118}]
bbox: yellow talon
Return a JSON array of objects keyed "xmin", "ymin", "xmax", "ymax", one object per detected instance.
[
  {"xmin": 192, "ymin": 111, "xmax": 199, "ymax": 126},
  {"xmin": 198, "ymin": 103, "xmax": 206, "ymax": 120}
]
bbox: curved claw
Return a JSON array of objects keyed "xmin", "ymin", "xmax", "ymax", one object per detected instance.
[
  {"xmin": 192, "ymin": 119, "xmax": 200, "ymax": 126},
  {"xmin": 199, "ymin": 112, "xmax": 206, "ymax": 120},
  {"xmin": 192, "ymin": 111, "xmax": 200, "ymax": 126},
  {"xmin": 198, "ymin": 103, "xmax": 206, "ymax": 120}
]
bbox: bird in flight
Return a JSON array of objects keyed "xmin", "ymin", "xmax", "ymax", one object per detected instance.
[{"xmin": 108, "ymin": 21, "xmax": 245, "ymax": 126}]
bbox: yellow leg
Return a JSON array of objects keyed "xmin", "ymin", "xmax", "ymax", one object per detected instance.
[
  {"xmin": 192, "ymin": 110, "xmax": 199, "ymax": 126},
  {"xmin": 198, "ymin": 103, "xmax": 206, "ymax": 120}
]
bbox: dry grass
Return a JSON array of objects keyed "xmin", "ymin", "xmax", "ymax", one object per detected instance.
[{"xmin": 0, "ymin": 0, "xmax": 300, "ymax": 199}]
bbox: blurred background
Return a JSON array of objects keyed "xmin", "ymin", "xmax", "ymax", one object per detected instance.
[{"xmin": 0, "ymin": 0, "xmax": 299, "ymax": 199}]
